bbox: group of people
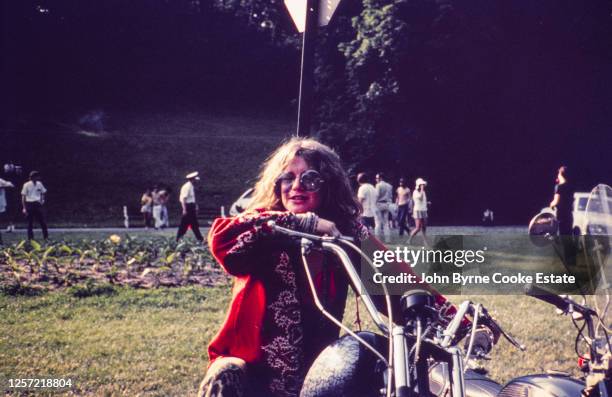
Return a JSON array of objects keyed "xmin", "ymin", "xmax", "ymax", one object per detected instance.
[
  {"xmin": 356, "ymin": 172, "xmax": 430, "ymax": 245},
  {"xmin": 140, "ymin": 172, "xmax": 205, "ymax": 243},
  {"xmin": 0, "ymin": 168, "xmax": 206, "ymax": 245},
  {"xmin": 140, "ymin": 185, "xmax": 171, "ymax": 230}
]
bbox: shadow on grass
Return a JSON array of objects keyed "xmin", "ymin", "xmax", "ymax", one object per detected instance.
[
  {"xmin": 0, "ymin": 282, "xmax": 45, "ymax": 297},
  {"xmin": 67, "ymin": 280, "xmax": 117, "ymax": 298}
]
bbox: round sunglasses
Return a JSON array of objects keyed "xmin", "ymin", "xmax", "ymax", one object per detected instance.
[{"xmin": 275, "ymin": 169, "xmax": 325, "ymax": 192}]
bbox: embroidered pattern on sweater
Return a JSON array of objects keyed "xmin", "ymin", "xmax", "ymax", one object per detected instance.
[{"xmin": 261, "ymin": 251, "xmax": 304, "ymax": 397}]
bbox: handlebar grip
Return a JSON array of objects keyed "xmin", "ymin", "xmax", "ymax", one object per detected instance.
[
  {"xmin": 474, "ymin": 306, "xmax": 526, "ymax": 351},
  {"xmin": 524, "ymin": 284, "xmax": 570, "ymax": 312}
]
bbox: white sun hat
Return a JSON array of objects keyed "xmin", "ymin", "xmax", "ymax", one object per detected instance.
[
  {"xmin": 415, "ymin": 177, "xmax": 427, "ymax": 187},
  {"xmin": 186, "ymin": 171, "xmax": 200, "ymax": 180}
]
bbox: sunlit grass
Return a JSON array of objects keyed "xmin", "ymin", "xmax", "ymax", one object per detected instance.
[
  {"xmin": 0, "ymin": 285, "xmax": 588, "ymax": 395},
  {"xmin": 1, "ymin": 229, "xmax": 597, "ymax": 394},
  {"xmin": 0, "ymin": 286, "xmax": 232, "ymax": 396}
]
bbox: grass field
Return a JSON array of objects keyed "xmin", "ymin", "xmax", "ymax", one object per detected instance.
[
  {"xmin": 1, "ymin": 286, "xmax": 232, "ymax": 396},
  {"xmin": 1, "ymin": 287, "xmax": 584, "ymax": 396},
  {"xmin": 0, "ymin": 229, "xmax": 599, "ymax": 395}
]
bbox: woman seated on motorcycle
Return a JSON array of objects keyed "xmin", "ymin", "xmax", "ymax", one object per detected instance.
[{"xmin": 198, "ymin": 137, "xmax": 485, "ymax": 397}]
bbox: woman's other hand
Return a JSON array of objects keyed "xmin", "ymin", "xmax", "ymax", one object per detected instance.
[{"xmin": 315, "ymin": 218, "xmax": 340, "ymax": 237}]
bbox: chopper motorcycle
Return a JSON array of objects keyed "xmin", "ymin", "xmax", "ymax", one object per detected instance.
[{"xmin": 267, "ymin": 213, "xmax": 612, "ymax": 397}]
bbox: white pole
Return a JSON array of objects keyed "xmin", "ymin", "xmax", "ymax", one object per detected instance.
[{"xmin": 123, "ymin": 205, "xmax": 130, "ymax": 229}]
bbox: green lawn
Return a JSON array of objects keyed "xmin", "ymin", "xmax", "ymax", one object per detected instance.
[
  {"xmin": 1, "ymin": 287, "xmax": 585, "ymax": 396},
  {"xmin": 1, "ymin": 286, "xmax": 232, "ymax": 396},
  {"xmin": 0, "ymin": 230, "xmax": 596, "ymax": 395}
]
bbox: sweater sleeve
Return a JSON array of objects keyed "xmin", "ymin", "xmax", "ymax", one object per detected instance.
[{"xmin": 207, "ymin": 210, "xmax": 318, "ymax": 276}]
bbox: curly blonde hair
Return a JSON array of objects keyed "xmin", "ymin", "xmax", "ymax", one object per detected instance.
[{"xmin": 246, "ymin": 137, "xmax": 361, "ymax": 230}]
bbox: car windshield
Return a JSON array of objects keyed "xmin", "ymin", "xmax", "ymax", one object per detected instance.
[
  {"xmin": 586, "ymin": 198, "xmax": 612, "ymax": 214},
  {"xmin": 577, "ymin": 197, "xmax": 589, "ymax": 211}
]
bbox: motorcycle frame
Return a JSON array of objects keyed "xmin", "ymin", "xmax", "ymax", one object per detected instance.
[{"xmin": 297, "ymin": 236, "xmax": 467, "ymax": 397}]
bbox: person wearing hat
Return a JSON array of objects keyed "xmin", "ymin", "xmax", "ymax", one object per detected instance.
[
  {"xmin": 176, "ymin": 171, "xmax": 203, "ymax": 242},
  {"xmin": 21, "ymin": 171, "xmax": 48, "ymax": 240},
  {"xmin": 408, "ymin": 177, "xmax": 429, "ymax": 246}
]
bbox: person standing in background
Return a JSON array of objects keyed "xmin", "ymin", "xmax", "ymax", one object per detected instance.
[
  {"xmin": 549, "ymin": 166, "xmax": 574, "ymax": 236},
  {"xmin": 549, "ymin": 165, "xmax": 576, "ymax": 266},
  {"xmin": 408, "ymin": 177, "xmax": 429, "ymax": 247},
  {"xmin": 0, "ymin": 177, "xmax": 15, "ymax": 244},
  {"xmin": 159, "ymin": 187, "xmax": 171, "ymax": 228},
  {"xmin": 396, "ymin": 177, "xmax": 411, "ymax": 236},
  {"xmin": 140, "ymin": 188, "xmax": 153, "ymax": 229},
  {"xmin": 2, "ymin": 163, "xmax": 23, "ymax": 233},
  {"xmin": 374, "ymin": 172, "xmax": 393, "ymax": 242},
  {"xmin": 151, "ymin": 185, "xmax": 163, "ymax": 230},
  {"xmin": 21, "ymin": 171, "xmax": 48, "ymax": 240},
  {"xmin": 482, "ymin": 208, "xmax": 494, "ymax": 226},
  {"xmin": 176, "ymin": 172, "xmax": 203, "ymax": 242},
  {"xmin": 356, "ymin": 172, "xmax": 377, "ymax": 231}
]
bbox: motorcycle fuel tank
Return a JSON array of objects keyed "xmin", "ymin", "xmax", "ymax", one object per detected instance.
[{"xmin": 301, "ymin": 332, "xmax": 503, "ymax": 397}]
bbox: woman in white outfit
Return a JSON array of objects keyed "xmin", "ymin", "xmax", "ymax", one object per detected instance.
[
  {"xmin": 408, "ymin": 177, "xmax": 429, "ymax": 246},
  {"xmin": 0, "ymin": 178, "xmax": 15, "ymax": 244}
]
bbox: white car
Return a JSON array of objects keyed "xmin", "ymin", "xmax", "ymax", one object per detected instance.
[
  {"xmin": 573, "ymin": 189, "xmax": 612, "ymax": 236},
  {"xmin": 229, "ymin": 188, "xmax": 254, "ymax": 216}
]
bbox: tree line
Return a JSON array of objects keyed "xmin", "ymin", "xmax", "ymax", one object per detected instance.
[{"xmin": 4, "ymin": 0, "xmax": 611, "ymax": 223}]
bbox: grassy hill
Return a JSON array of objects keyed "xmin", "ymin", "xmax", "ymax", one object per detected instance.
[{"xmin": 1, "ymin": 108, "xmax": 293, "ymax": 226}]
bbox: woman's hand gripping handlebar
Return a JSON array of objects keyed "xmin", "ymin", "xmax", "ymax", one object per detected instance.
[{"xmin": 264, "ymin": 220, "xmax": 354, "ymax": 242}]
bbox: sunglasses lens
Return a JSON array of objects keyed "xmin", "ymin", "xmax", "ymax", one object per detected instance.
[
  {"xmin": 301, "ymin": 170, "xmax": 323, "ymax": 192},
  {"xmin": 277, "ymin": 173, "xmax": 296, "ymax": 190}
]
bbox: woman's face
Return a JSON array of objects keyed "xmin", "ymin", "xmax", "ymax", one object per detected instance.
[{"xmin": 279, "ymin": 156, "xmax": 322, "ymax": 214}]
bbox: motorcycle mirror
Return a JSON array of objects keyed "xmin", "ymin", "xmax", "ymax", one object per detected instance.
[{"xmin": 528, "ymin": 209, "xmax": 558, "ymax": 247}]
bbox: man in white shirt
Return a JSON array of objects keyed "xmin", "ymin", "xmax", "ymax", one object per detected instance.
[
  {"xmin": 176, "ymin": 171, "xmax": 203, "ymax": 242},
  {"xmin": 356, "ymin": 172, "xmax": 376, "ymax": 231},
  {"xmin": 21, "ymin": 171, "xmax": 48, "ymax": 240},
  {"xmin": 375, "ymin": 172, "xmax": 393, "ymax": 242},
  {"xmin": 0, "ymin": 177, "xmax": 15, "ymax": 244}
]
